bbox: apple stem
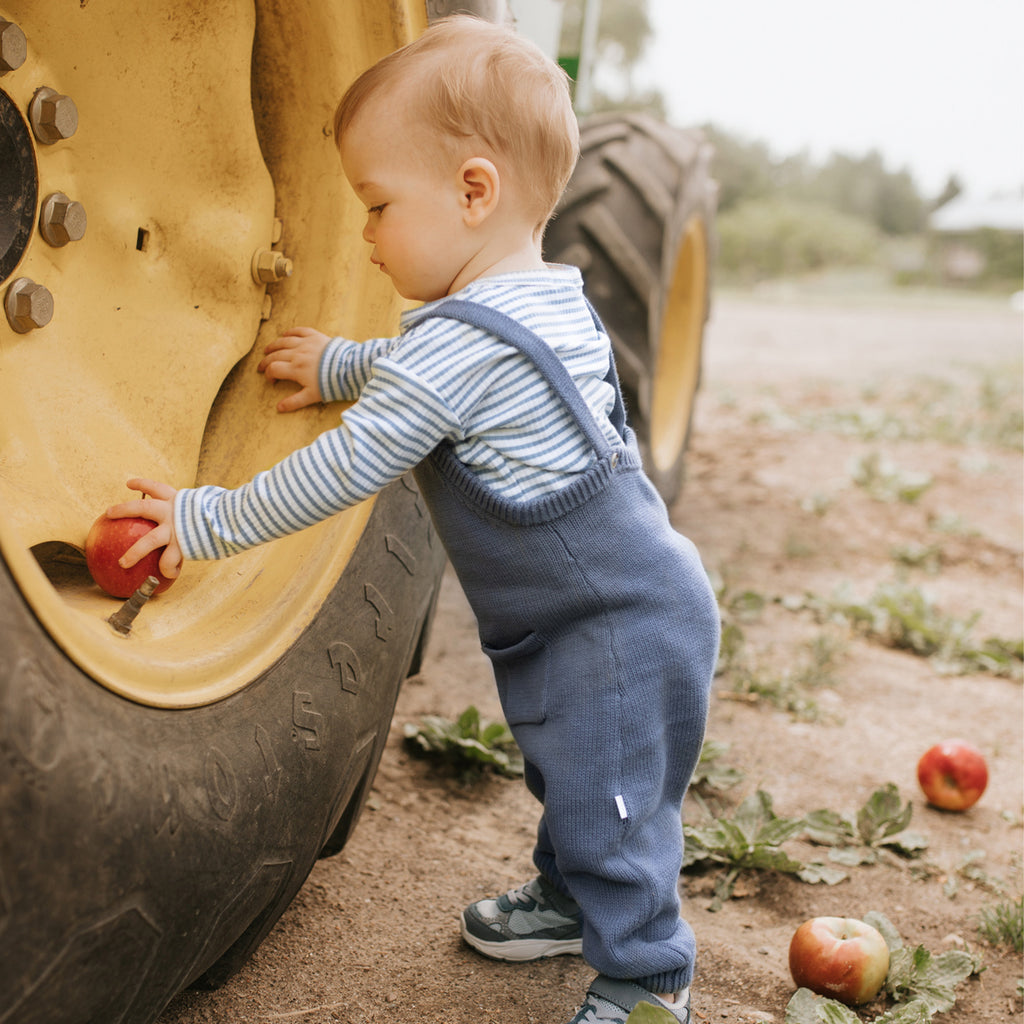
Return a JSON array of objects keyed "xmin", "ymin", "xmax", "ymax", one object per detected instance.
[{"xmin": 108, "ymin": 575, "xmax": 160, "ymax": 636}]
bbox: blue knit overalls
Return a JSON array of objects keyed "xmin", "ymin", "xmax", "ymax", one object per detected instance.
[{"xmin": 411, "ymin": 300, "xmax": 720, "ymax": 995}]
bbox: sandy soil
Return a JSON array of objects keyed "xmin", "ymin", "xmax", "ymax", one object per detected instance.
[{"xmin": 159, "ymin": 290, "xmax": 1023, "ymax": 1024}]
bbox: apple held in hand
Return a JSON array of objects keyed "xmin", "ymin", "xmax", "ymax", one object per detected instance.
[
  {"xmin": 788, "ymin": 916, "xmax": 890, "ymax": 1006},
  {"xmin": 917, "ymin": 739, "xmax": 988, "ymax": 811},
  {"xmin": 85, "ymin": 514, "xmax": 175, "ymax": 599}
]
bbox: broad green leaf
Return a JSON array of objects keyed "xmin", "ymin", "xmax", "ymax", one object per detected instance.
[
  {"xmin": 863, "ymin": 911, "xmax": 904, "ymax": 951},
  {"xmin": 857, "ymin": 784, "xmax": 912, "ymax": 845},
  {"xmin": 744, "ymin": 847, "xmax": 805, "ymax": 873},
  {"xmin": 880, "ymin": 830, "xmax": 928, "ymax": 855},
  {"xmin": 625, "ymin": 1002, "xmax": 678, "ymax": 1023},
  {"xmin": 873, "ymin": 999, "xmax": 933, "ymax": 1023},
  {"xmin": 884, "ymin": 944, "xmax": 979, "ymax": 1013},
  {"xmin": 734, "ymin": 791, "xmax": 775, "ymax": 839},
  {"xmin": 803, "ymin": 808, "xmax": 856, "ymax": 846},
  {"xmin": 828, "ymin": 847, "xmax": 878, "ymax": 867},
  {"xmin": 784, "ymin": 988, "xmax": 859, "ymax": 1024},
  {"xmin": 456, "ymin": 705, "xmax": 480, "ymax": 734},
  {"xmin": 797, "ymin": 861, "xmax": 848, "ymax": 885}
]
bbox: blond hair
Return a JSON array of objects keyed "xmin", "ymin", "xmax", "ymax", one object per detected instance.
[{"xmin": 334, "ymin": 16, "xmax": 579, "ymax": 228}]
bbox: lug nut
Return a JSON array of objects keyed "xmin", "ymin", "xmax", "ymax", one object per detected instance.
[
  {"xmin": 29, "ymin": 86, "xmax": 78, "ymax": 145},
  {"xmin": 0, "ymin": 20, "xmax": 27, "ymax": 74},
  {"xmin": 252, "ymin": 248, "xmax": 293, "ymax": 284},
  {"xmin": 39, "ymin": 192, "xmax": 87, "ymax": 247},
  {"xmin": 5, "ymin": 278, "xmax": 54, "ymax": 333}
]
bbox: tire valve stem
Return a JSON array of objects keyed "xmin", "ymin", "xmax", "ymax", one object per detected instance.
[{"xmin": 108, "ymin": 576, "xmax": 160, "ymax": 636}]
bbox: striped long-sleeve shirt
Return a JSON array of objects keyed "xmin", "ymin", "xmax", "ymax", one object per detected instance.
[{"xmin": 175, "ymin": 265, "xmax": 619, "ymax": 561}]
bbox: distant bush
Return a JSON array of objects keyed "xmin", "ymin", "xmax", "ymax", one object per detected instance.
[{"xmin": 716, "ymin": 197, "xmax": 881, "ymax": 282}]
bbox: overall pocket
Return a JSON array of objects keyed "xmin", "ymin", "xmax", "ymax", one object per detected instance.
[{"xmin": 481, "ymin": 631, "xmax": 550, "ymax": 726}]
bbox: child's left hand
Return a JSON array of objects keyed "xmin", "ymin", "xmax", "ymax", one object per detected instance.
[
  {"xmin": 105, "ymin": 478, "xmax": 184, "ymax": 580},
  {"xmin": 258, "ymin": 327, "xmax": 331, "ymax": 412}
]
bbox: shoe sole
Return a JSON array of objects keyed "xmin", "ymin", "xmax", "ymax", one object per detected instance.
[{"xmin": 459, "ymin": 911, "xmax": 583, "ymax": 962}]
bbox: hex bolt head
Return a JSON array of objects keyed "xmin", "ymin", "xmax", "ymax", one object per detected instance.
[
  {"xmin": 252, "ymin": 248, "xmax": 293, "ymax": 284},
  {"xmin": 5, "ymin": 278, "xmax": 54, "ymax": 333},
  {"xmin": 29, "ymin": 86, "xmax": 79, "ymax": 145},
  {"xmin": 0, "ymin": 20, "xmax": 27, "ymax": 74},
  {"xmin": 40, "ymin": 192, "xmax": 87, "ymax": 247}
]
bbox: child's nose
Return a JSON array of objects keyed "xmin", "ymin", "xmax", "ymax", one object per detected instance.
[{"xmin": 362, "ymin": 219, "xmax": 375, "ymax": 244}]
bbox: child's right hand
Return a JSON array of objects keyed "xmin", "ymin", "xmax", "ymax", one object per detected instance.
[{"xmin": 258, "ymin": 327, "xmax": 331, "ymax": 412}]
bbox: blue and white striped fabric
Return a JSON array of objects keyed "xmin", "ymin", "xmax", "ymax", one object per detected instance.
[{"xmin": 175, "ymin": 265, "xmax": 619, "ymax": 560}]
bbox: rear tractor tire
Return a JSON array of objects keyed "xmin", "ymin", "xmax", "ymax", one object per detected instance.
[{"xmin": 545, "ymin": 112, "xmax": 717, "ymax": 505}]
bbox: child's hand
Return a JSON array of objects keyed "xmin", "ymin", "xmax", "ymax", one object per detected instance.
[
  {"xmin": 105, "ymin": 478, "xmax": 184, "ymax": 580},
  {"xmin": 258, "ymin": 327, "xmax": 330, "ymax": 412}
]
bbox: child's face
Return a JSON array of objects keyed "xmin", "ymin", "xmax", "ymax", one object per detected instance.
[{"xmin": 340, "ymin": 103, "xmax": 474, "ymax": 303}]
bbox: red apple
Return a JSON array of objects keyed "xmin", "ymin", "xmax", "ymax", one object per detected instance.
[
  {"xmin": 917, "ymin": 740, "xmax": 988, "ymax": 811},
  {"xmin": 85, "ymin": 514, "xmax": 175, "ymax": 599},
  {"xmin": 789, "ymin": 916, "xmax": 890, "ymax": 1006}
]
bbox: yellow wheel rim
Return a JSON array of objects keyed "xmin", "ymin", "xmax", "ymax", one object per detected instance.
[
  {"xmin": 0, "ymin": 0, "xmax": 426, "ymax": 707},
  {"xmin": 649, "ymin": 216, "xmax": 708, "ymax": 475}
]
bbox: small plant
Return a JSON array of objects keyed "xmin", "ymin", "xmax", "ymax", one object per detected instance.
[
  {"xmin": 684, "ymin": 791, "xmax": 846, "ymax": 911},
  {"xmin": 713, "ymin": 583, "xmax": 769, "ymax": 677},
  {"xmin": 890, "ymin": 542, "xmax": 943, "ymax": 574},
  {"xmin": 820, "ymin": 581, "xmax": 1023, "ymax": 680},
  {"xmin": 977, "ymin": 895, "xmax": 1024, "ymax": 952},
  {"xmin": 945, "ymin": 849, "xmax": 1008, "ymax": 899},
  {"xmin": 785, "ymin": 911, "xmax": 982, "ymax": 1023},
  {"xmin": 690, "ymin": 739, "xmax": 744, "ymax": 797},
  {"xmin": 795, "ymin": 367, "xmax": 1023, "ymax": 450},
  {"xmin": 403, "ymin": 705, "xmax": 523, "ymax": 781},
  {"xmin": 727, "ymin": 630, "xmax": 847, "ymax": 722},
  {"xmin": 804, "ymin": 784, "xmax": 928, "ymax": 866},
  {"xmin": 849, "ymin": 451, "xmax": 933, "ymax": 504}
]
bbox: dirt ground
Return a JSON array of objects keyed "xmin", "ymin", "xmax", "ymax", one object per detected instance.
[{"xmin": 159, "ymin": 289, "xmax": 1023, "ymax": 1024}]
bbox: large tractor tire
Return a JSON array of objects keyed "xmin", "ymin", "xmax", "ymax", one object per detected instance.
[
  {"xmin": 0, "ymin": 2, "xmax": 444, "ymax": 1021},
  {"xmin": 544, "ymin": 112, "xmax": 717, "ymax": 505}
]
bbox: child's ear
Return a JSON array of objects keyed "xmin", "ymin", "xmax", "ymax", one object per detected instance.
[{"xmin": 457, "ymin": 158, "xmax": 500, "ymax": 226}]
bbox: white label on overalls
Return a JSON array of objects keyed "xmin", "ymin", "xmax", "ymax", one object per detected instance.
[{"xmin": 615, "ymin": 795, "xmax": 628, "ymax": 820}]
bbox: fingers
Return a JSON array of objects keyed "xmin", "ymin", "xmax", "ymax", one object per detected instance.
[
  {"xmin": 263, "ymin": 326, "xmax": 319, "ymax": 352},
  {"xmin": 157, "ymin": 539, "xmax": 184, "ymax": 579},
  {"xmin": 118, "ymin": 521, "xmax": 170, "ymax": 569},
  {"xmin": 275, "ymin": 386, "xmax": 321, "ymax": 413},
  {"xmin": 125, "ymin": 477, "xmax": 177, "ymax": 501},
  {"xmin": 260, "ymin": 327, "xmax": 322, "ymax": 367}
]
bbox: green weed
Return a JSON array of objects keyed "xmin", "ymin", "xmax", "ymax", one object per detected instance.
[
  {"xmin": 804, "ymin": 783, "xmax": 928, "ymax": 865},
  {"xmin": 797, "ymin": 368, "xmax": 1023, "ymax": 451},
  {"xmin": 403, "ymin": 705, "xmax": 523, "ymax": 782},
  {"xmin": 727, "ymin": 630, "xmax": 847, "ymax": 721},
  {"xmin": 890, "ymin": 542, "xmax": 944, "ymax": 574},
  {"xmin": 689, "ymin": 787, "xmax": 927, "ymax": 914},
  {"xmin": 691, "ymin": 739, "xmax": 744, "ymax": 797},
  {"xmin": 849, "ymin": 451, "xmax": 934, "ymax": 503},
  {"xmin": 977, "ymin": 895, "xmax": 1024, "ymax": 952},
  {"xmin": 822, "ymin": 580, "xmax": 1024, "ymax": 679}
]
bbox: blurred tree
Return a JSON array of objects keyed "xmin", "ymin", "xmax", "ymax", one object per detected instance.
[
  {"xmin": 932, "ymin": 174, "xmax": 963, "ymax": 211},
  {"xmin": 807, "ymin": 150, "xmax": 927, "ymax": 234}
]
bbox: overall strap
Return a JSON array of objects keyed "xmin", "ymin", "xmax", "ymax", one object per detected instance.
[{"xmin": 425, "ymin": 299, "xmax": 627, "ymax": 458}]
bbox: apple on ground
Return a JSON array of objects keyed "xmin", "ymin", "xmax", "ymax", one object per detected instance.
[
  {"xmin": 917, "ymin": 739, "xmax": 988, "ymax": 811},
  {"xmin": 788, "ymin": 916, "xmax": 890, "ymax": 1006},
  {"xmin": 85, "ymin": 514, "xmax": 175, "ymax": 599}
]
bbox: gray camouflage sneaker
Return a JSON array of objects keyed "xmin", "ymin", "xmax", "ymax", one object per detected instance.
[
  {"xmin": 567, "ymin": 976, "xmax": 691, "ymax": 1024},
  {"xmin": 460, "ymin": 875, "xmax": 583, "ymax": 961}
]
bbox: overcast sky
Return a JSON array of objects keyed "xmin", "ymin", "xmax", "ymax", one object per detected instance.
[{"xmin": 636, "ymin": 0, "xmax": 1024, "ymax": 200}]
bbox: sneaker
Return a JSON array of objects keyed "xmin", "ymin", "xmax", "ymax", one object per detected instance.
[
  {"xmin": 460, "ymin": 875, "xmax": 583, "ymax": 961},
  {"xmin": 566, "ymin": 975, "xmax": 691, "ymax": 1024}
]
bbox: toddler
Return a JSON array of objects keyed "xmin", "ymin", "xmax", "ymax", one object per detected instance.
[{"xmin": 111, "ymin": 17, "xmax": 719, "ymax": 1023}]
